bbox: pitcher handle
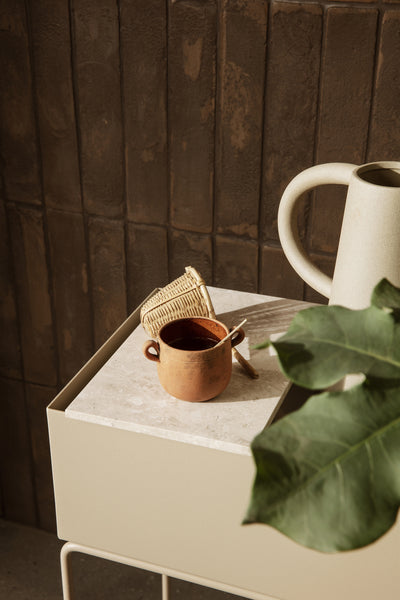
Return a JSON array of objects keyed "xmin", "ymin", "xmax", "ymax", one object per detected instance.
[{"xmin": 278, "ymin": 162, "xmax": 356, "ymax": 298}]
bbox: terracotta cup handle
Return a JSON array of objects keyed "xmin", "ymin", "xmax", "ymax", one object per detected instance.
[
  {"xmin": 230, "ymin": 327, "xmax": 245, "ymax": 348},
  {"xmin": 143, "ymin": 340, "xmax": 160, "ymax": 362}
]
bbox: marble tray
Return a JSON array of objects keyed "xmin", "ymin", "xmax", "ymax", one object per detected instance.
[{"xmin": 65, "ymin": 287, "xmax": 313, "ymax": 456}]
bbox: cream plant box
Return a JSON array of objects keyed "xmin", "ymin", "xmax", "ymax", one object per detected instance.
[{"xmin": 47, "ymin": 287, "xmax": 400, "ymax": 600}]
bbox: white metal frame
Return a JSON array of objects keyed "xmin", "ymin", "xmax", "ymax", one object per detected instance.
[{"xmin": 60, "ymin": 542, "xmax": 276, "ymax": 600}]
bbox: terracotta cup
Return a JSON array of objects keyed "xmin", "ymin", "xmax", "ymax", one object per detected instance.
[{"xmin": 143, "ymin": 317, "xmax": 245, "ymax": 402}]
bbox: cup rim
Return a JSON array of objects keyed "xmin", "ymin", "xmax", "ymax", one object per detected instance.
[{"xmin": 158, "ymin": 316, "xmax": 229, "ymax": 352}]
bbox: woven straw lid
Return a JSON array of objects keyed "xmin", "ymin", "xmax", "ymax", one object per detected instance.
[
  {"xmin": 140, "ymin": 266, "xmax": 216, "ymax": 338},
  {"xmin": 140, "ymin": 266, "xmax": 259, "ymax": 379}
]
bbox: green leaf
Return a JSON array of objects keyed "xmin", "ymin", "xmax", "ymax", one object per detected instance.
[
  {"xmin": 248, "ymin": 280, "xmax": 400, "ymax": 552},
  {"xmin": 270, "ymin": 304, "xmax": 400, "ymax": 389},
  {"xmin": 244, "ymin": 382, "xmax": 400, "ymax": 552},
  {"xmin": 371, "ymin": 278, "xmax": 400, "ymax": 316},
  {"xmin": 253, "ymin": 340, "xmax": 271, "ymax": 350}
]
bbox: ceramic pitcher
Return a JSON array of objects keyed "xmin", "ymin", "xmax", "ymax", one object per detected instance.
[{"xmin": 278, "ymin": 161, "xmax": 400, "ymax": 309}]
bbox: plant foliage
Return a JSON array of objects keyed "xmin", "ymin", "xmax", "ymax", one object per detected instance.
[{"xmin": 244, "ymin": 279, "xmax": 400, "ymax": 552}]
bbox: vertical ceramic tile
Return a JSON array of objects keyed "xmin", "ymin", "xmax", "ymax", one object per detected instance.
[
  {"xmin": 368, "ymin": 10, "xmax": 400, "ymax": 160},
  {"xmin": 0, "ymin": 377, "xmax": 37, "ymax": 526},
  {"xmin": 8, "ymin": 204, "xmax": 57, "ymax": 385},
  {"xmin": 47, "ymin": 208, "xmax": 93, "ymax": 385},
  {"xmin": 0, "ymin": 200, "xmax": 21, "ymax": 379},
  {"xmin": 261, "ymin": 2, "xmax": 322, "ymax": 243},
  {"xmin": 215, "ymin": 0, "xmax": 267, "ymax": 239},
  {"xmin": 0, "ymin": 0, "xmax": 41, "ymax": 205},
  {"xmin": 72, "ymin": 0, "xmax": 124, "ymax": 217},
  {"xmin": 120, "ymin": 0, "xmax": 168, "ymax": 224},
  {"xmin": 29, "ymin": 0, "xmax": 82, "ymax": 212},
  {"xmin": 169, "ymin": 0, "xmax": 217, "ymax": 233},
  {"xmin": 215, "ymin": 235, "xmax": 258, "ymax": 292},
  {"xmin": 127, "ymin": 223, "xmax": 168, "ymax": 311},
  {"xmin": 169, "ymin": 230, "xmax": 212, "ymax": 283},
  {"xmin": 88, "ymin": 217, "xmax": 127, "ymax": 348},
  {"xmin": 260, "ymin": 245, "xmax": 304, "ymax": 301},
  {"xmin": 25, "ymin": 383, "xmax": 58, "ymax": 532}
]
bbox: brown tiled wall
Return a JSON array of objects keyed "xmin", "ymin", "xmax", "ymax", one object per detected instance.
[{"xmin": 1, "ymin": 0, "xmax": 400, "ymax": 531}]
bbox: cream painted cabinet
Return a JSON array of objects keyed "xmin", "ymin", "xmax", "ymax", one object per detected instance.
[{"xmin": 47, "ymin": 287, "xmax": 400, "ymax": 600}]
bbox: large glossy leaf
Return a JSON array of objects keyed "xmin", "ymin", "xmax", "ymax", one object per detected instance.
[
  {"xmin": 246, "ymin": 280, "xmax": 400, "ymax": 552},
  {"xmin": 270, "ymin": 304, "xmax": 400, "ymax": 389},
  {"xmin": 244, "ymin": 382, "xmax": 400, "ymax": 552}
]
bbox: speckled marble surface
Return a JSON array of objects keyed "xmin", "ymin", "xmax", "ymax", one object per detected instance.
[{"xmin": 66, "ymin": 287, "xmax": 312, "ymax": 455}]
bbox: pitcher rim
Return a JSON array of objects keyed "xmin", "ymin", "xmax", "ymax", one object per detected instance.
[{"xmin": 355, "ymin": 161, "xmax": 400, "ymax": 188}]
